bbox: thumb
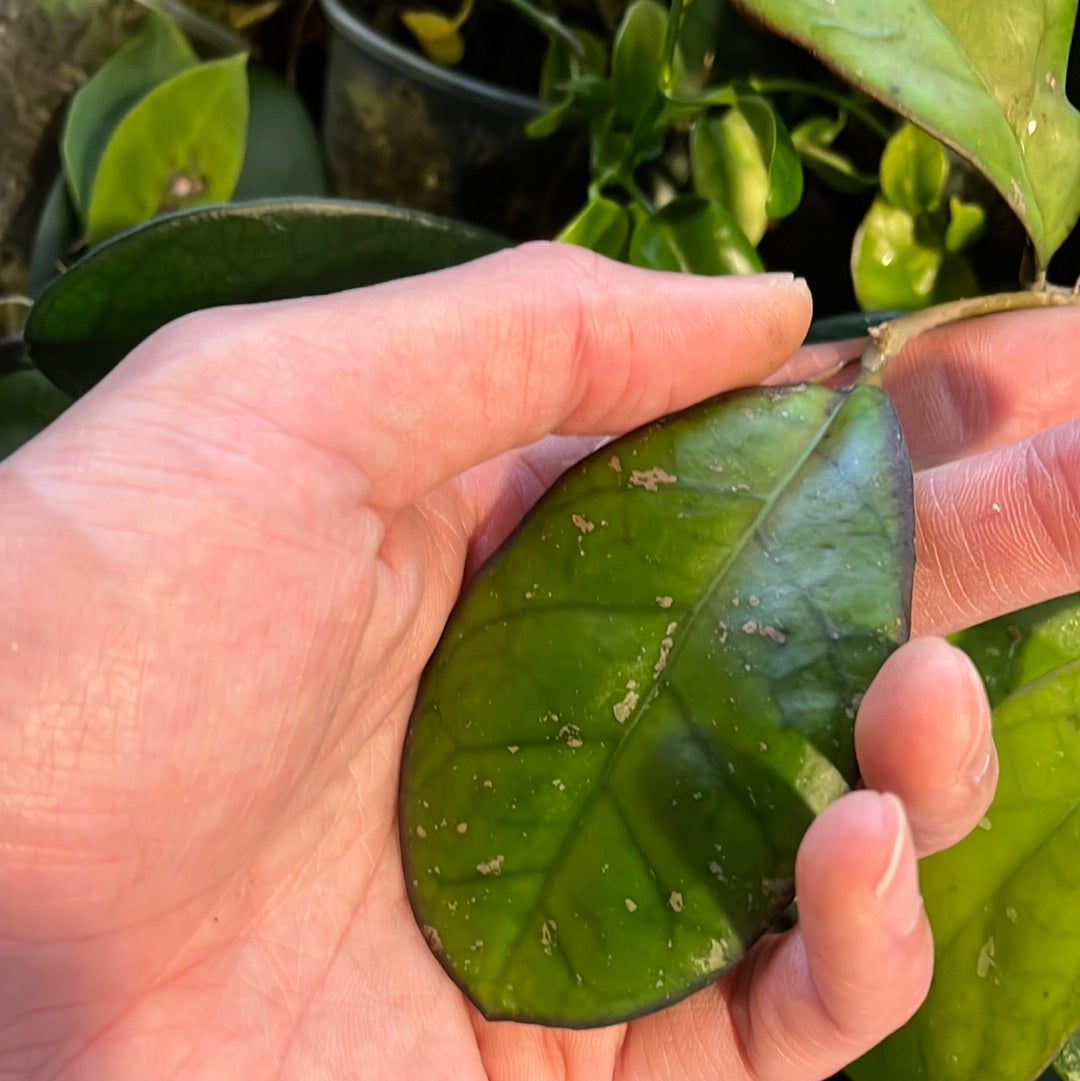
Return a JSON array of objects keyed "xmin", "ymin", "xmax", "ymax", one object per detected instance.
[{"xmin": 130, "ymin": 242, "xmax": 812, "ymax": 508}]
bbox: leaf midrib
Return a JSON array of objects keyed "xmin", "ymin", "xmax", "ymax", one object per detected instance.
[{"xmin": 491, "ymin": 388, "xmax": 849, "ymax": 991}]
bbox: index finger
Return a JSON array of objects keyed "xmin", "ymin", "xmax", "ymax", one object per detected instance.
[{"xmin": 126, "ymin": 244, "xmax": 812, "ymax": 509}]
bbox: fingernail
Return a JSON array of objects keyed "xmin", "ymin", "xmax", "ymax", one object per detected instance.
[
  {"xmin": 951, "ymin": 646, "xmax": 995, "ymax": 786},
  {"xmin": 873, "ymin": 793, "xmax": 925, "ymax": 937}
]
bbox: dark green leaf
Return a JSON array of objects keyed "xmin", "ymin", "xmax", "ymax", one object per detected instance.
[
  {"xmin": 401, "ymin": 382, "xmax": 914, "ymax": 1025},
  {"xmin": 28, "ymin": 174, "xmax": 81, "ymax": 298},
  {"xmin": 612, "ymin": 0, "xmax": 668, "ymax": 124},
  {"xmin": 25, "ymin": 198, "xmax": 507, "ymax": 397},
  {"xmin": 0, "ymin": 370, "xmax": 71, "ymax": 459},
  {"xmin": 61, "ymin": 9, "xmax": 197, "ymax": 218},
  {"xmin": 85, "ymin": 54, "xmax": 250, "ymax": 245},
  {"xmin": 730, "ymin": 0, "xmax": 1080, "ymax": 268},
  {"xmin": 630, "ymin": 196, "xmax": 763, "ymax": 274},
  {"xmin": 852, "ymin": 594, "xmax": 1080, "ymax": 1081},
  {"xmin": 556, "ymin": 197, "xmax": 631, "ymax": 259},
  {"xmin": 232, "ymin": 67, "xmax": 327, "ymax": 200},
  {"xmin": 879, "ymin": 123, "xmax": 948, "ymax": 215},
  {"xmin": 850, "ymin": 198, "xmax": 977, "ymax": 311},
  {"xmin": 690, "ymin": 112, "xmax": 770, "ymax": 245},
  {"xmin": 673, "ymin": 0, "xmax": 726, "ymax": 94}
]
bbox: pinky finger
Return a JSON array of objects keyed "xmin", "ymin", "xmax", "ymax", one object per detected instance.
[{"xmin": 721, "ymin": 791, "xmax": 931, "ymax": 1081}]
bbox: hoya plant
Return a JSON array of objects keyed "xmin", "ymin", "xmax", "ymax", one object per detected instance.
[{"xmin": 0, "ymin": 2, "xmax": 1078, "ymax": 1080}]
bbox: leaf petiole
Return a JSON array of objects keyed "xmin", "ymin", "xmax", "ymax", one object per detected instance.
[{"xmin": 861, "ymin": 287, "xmax": 1080, "ymax": 379}]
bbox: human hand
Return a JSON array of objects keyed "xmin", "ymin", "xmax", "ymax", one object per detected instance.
[{"xmin": 4, "ymin": 243, "xmax": 1069, "ymax": 1080}]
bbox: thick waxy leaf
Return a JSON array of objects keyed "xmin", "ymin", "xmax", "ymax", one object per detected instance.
[
  {"xmin": 557, "ymin": 197, "xmax": 631, "ymax": 258},
  {"xmin": 691, "ymin": 112, "xmax": 770, "ymax": 245},
  {"xmin": 61, "ymin": 9, "xmax": 197, "ymax": 218},
  {"xmin": 612, "ymin": 0, "xmax": 667, "ymax": 123},
  {"xmin": 630, "ymin": 196, "xmax": 763, "ymax": 274},
  {"xmin": 879, "ymin": 123, "xmax": 948, "ymax": 215},
  {"xmin": 25, "ymin": 199, "xmax": 506, "ymax": 397},
  {"xmin": 852, "ymin": 594, "xmax": 1080, "ymax": 1081},
  {"xmin": 28, "ymin": 174, "xmax": 80, "ymax": 298},
  {"xmin": 851, "ymin": 198, "xmax": 977, "ymax": 311},
  {"xmin": 731, "ymin": 0, "xmax": 1080, "ymax": 268},
  {"xmin": 85, "ymin": 54, "xmax": 250, "ymax": 245},
  {"xmin": 401, "ymin": 383, "xmax": 914, "ymax": 1026},
  {"xmin": 231, "ymin": 67, "xmax": 327, "ymax": 201}
]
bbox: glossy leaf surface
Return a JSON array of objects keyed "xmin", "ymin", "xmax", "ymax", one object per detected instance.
[
  {"xmin": 85, "ymin": 55, "xmax": 250, "ymax": 245},
  {"xmin": 851, "ymin": 198, "xmax": 976, "ymax": 311},
  {"xmin": 852, "ymin": 594, "xmax": 1080, "ymax": 1081},
  {"xmin": 612, "ymin": 0, "xmax": 667, "ymax": 123},
  {"xmin": 25, "ymin": 199, "xmax": 506, "ymax": 397},
  {"xmin": 691, "ymin": 111, "xmax": 770, "ymax": 245},
  {"xmin": 402, "ymin": 383, "xmax": 914, "ymax": 1026},
  {"xmin": 879, "ymin": 123, "xmax": 948, "ymax": 215},
  {"xmin": 732, "ymin": 0, "xmax": 1080, "ymax": 268},
  {"xmin": 61, "ymin": 9, "xmax": 197, "ymax": 217},
  {"xmin": 556, "ymin": 197, "xmax": 631, "ymax": 259},
  {"xmin": 629, "ymin": 196, "xmax": 763, "ymax": 275}
]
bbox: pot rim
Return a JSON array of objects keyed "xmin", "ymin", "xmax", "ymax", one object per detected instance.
[{"xmin": 319, "ymin": 0, "xmax": 544, "ymax": 116}]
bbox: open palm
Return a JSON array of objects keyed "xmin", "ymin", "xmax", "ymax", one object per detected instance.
[{"xmin": 2, "ymin": 245, "xmax": 1075, "ymax": 1080}]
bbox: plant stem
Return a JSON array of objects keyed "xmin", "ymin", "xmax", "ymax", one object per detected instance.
[
  {"xmin": 502, "ymin": 0, "xmax": 584, "ymax": 58},
  {"xmin": 747, "ymin": 77, "xmax": 892, "ymax": 139},
  {"xmin": 860, "ymin": 289, "xmax": 1080, "ymax": 381}
]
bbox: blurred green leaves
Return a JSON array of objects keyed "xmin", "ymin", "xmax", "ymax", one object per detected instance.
[{"xmin": 851, "ymin": 124, "xmax": 985, "ymax": 310}]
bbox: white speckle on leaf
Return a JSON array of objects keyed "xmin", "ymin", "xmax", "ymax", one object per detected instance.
[
  {"xmin": 625, "ymin": 898, "xmax": 638, "ymax": 912},
  {"xmin": 572, "ymin": 513, "xmax": 595, "ymax": 534},
  {"xmin": 613, "ymin": 687, "xmax": 640, "ymax": 722},
  {"xmin": 669, "ymin": 891, "xmax": 684, "ymax": 912},
  {"xmin": 977, "ymin": 936, "xmax": 996, "ymax": 978},
  {"xmin": 748, "ymin": 595, "xmax": 760, "ymax": 607},
  {"xmin": 482, "ymin": 778, "xmax": 493, "ymax": 789},
  {"xmin": 978, "ymin": 816, "xmax": 992, "ymax": 830},
  {"xmin": 471, "ymin": 939, "xmax": 484, "ymax": 951},
  {"xmin": 423, "ymin": 926, "xmax": 444, "ymax": 954},
  {"xmin": 476, "ymin": 855, "xmax": 505, "ymax": 876},
  {"xmin": 609, "ymin": 455, "xmax": 622, "ymax": 472},
  {"xmin": 629, "ymin": 467, "xmax": 677, "ymax": 491},
  {"xmin": 558, "ymin": 724, "xmax": 584, "ymax": 748},
  {"xmin": 1006, "ymin": 906, "xmax": 1018, "ymax": 922},
  {"xmin": 456, "ymin": 822, "xmax": 468, "ymax": 834},
  {"xmin": 552, "ymin": 778, "xmax": 566, "ymax": 791},
  {"xmin": 708, "ymin": 860, "xmax": 726, "ymax": 882},
  {"xmin": 541, "ymin": 919, "xmax": 558, "ymax": 955},
  {"xmin": 507, "ymin": 745, "xmax": 519, "ymax": 754},
  {"xmin": 656, "ymin": 595, "xmax": 673, "ymax": 609},
  {"xmin": 416, "ymin": 825, "xmax": 427, "ymax": 838},
  {"xmin": 1046, "ymin": 70, "xmax": 1058, "ymax": 88}
]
